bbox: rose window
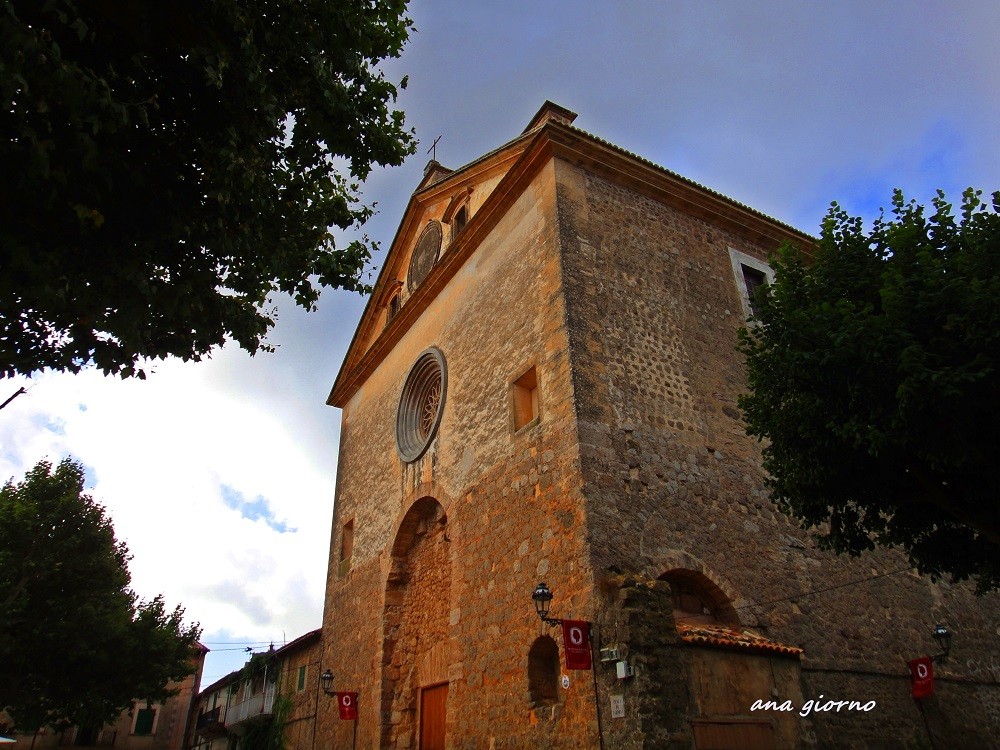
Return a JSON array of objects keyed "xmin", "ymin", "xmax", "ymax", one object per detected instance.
[{"xmin": 396, "ymin": 348, "xmax": 447, "ymax": 462}]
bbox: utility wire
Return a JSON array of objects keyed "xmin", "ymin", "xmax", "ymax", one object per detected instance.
[
  {"xmin": 736, "ymin": 565, "xmax": 912, "ymax": 613},
  {"xmin": 673, "ymin": 566, "xmax": 912, "ymax": 623}
]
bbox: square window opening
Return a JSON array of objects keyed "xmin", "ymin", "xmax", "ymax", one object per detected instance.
[
  {"xmin": 340, "ymin": 520, "xmax": 354, "ymax": 562},
  {"xmin": 512, "ymin": 366, "xmax": 539, "ymax": 431}
]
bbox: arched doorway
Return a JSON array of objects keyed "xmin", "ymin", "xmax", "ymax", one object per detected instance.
[{"xmin": 381, "ymin": 497, "xmax": 451, "ymax": 748}]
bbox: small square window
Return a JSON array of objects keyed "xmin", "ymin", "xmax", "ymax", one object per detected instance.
[{"xmin": 512, "ymin": 366, "xmax": 539, "ymax": 431}]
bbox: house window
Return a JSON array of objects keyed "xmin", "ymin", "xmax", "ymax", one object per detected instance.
[
  {"xmin": 297, "ymin": 665, "xmax": 307, "ymax": 692},
  {"xmin": 527, "ymin": 636, "xmax": 560, "ymax": 707},
  {"xmin": 133, "ymin": 708, "xmax": 156, "ymax": 735},
  {"xmin": 512, "ymin": 366, "xmax": 539, "ymax": 431},
  {"xmin": 728, "ymin": 248, "xmax": 774, "ymax": 320}
]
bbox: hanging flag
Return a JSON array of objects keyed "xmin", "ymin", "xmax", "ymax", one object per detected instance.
[
  {"xmin": 561, "ymin": 620, "xmax": 592, "ymax": 670},
  {"xmin": 909, "ymin": 656, "xmax": 934, "ymax": 699},
  {"xmin": 336, "ymin": 691, "xmax": 359, "ymax": 720}
]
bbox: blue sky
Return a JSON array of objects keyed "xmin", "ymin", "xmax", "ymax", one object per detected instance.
[{"xmin": 2, "ymin": 0, "xmax": 997, "ymax": 686}]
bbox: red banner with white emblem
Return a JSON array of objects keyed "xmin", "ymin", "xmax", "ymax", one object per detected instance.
[
  {"xmin": 561, "ymin": 620, "xmax": 592, "ymax": 670},
  {"xmin": 336, "ymin": 691, "xmax": 358, "ymax": 720},
  {"xmin": 909, "ymin": 657, "xmax": 934, "ymax": 699}
]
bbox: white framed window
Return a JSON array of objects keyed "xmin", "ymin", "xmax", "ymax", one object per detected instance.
[
  {"xmin": 728, "ymin": 248, "xmax": 774, "ymax": 319},
  {"xmin": 132, "ymin": 705, "xmax": 159, "ymax": 735}
]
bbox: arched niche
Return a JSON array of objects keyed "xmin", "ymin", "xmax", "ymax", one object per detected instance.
[
  {"xmin": 527, "ymin": 635, "xmax": 560, "ymax": 708},
  {"xmin": 658, "ymin": 568, "xmax": 740, "ymax": 626},
  {"xmin": 381, "ymin": 497, "xmax": 451, "ymax": 748}
]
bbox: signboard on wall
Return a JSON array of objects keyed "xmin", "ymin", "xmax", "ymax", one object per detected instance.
[
  {"xmin": 336, "ymin": 692, "xmax": 359, "ymax": 720},
  {"xmin": 561, "ymin": 620, "xmax": 592, "ymax": 670},
  {"xmin": 909, "ymin": 657, "xmax": 934, "ymax": 699},
  {"xmin": 610, "ymin": 695, "xmax": 625, "ymax": 719}
]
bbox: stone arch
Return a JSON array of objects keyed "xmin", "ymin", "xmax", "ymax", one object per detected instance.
[
  {"xmin": 381, "ymin": 497, "xmax": 451, "ymax": 748},
  {"xmin": 640, "ymin": 550, "xmax": 750, "ymax": 626},
  {"xmin": 658, "ymin": 568, "xmax": 740, "ymax": 626}
]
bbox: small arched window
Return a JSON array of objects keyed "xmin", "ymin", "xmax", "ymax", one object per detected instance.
[
  {"xmin": 527, "ymin": 636, "xmax": 560, "ymax": 707},
  {"xmin": 443, "ymin": 188, "xmax": 472, "ymax": 244},
  {"xmin": 387, "ymin": 292, "xmax": 401, "ymax": 323},
  {"xmin": 453, "ymin": 204, "xmax": 468, "ymax": 235}
]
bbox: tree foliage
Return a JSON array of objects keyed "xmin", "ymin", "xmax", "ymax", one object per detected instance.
[
  {"xmin": 739, "ymin": 189, "xmax": 1000, "ymax": 591},
  {"xmin": 0, "ymin": 458, "xmax": 202, "ymax": 730},
  {"xmin": 1, "ymin": 0, "xmax": 415, "ymax": 378}
]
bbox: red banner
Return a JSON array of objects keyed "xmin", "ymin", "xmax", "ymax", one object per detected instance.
[
  {"xmin": 561, "ymin": 620, "xmax": 592, "ymax": 670},
  {"xmin": 336, "ymin": 691, "xmax": 358, "ymax": 720},
  {"xmin": 909, "ymin": 657, "xmax": 934, "ymax": 699}
]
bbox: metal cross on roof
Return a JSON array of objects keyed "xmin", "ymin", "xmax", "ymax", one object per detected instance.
[{"xmin": 426, "ymin": 134, "xmax": 442, "ymax": 161}]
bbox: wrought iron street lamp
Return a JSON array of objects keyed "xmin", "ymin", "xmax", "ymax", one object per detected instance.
[
  {"xmin": 532, "ymin": 582, "xmax": 560, "ymax": 626},
  {"xmin": 933, "ymin": 624, "xmax": 952, "ymax": 659},
  {"xmin": 320, "ymin": 669, "xmax": 335, "ymax": 696}
]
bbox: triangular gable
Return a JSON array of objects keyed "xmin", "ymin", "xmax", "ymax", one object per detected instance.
[{"xmin": 327, "ymin": 125, "xmax": 545, "ymax": 406}]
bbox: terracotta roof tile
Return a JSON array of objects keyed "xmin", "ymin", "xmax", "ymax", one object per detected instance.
[{"xmin": 676, "ymin": 622, "xmax": 803, "ymax": 657}]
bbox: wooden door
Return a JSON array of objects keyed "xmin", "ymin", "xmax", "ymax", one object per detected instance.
[
  {"xmin": 693, "ymin": 719, "xmax": 775, "ymax": 750},
  {"xmin": 419, "ymin": 682, "xmax": 448, "ymax": 750}
]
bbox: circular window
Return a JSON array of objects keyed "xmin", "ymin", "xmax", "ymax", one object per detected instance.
[
  {"xmin": 407, "ymin": 221, "xmax": 442, "ymax": 293},
  {"xmin": 396, "ymin": 348, "xmax": 447, "ymax": 462}
]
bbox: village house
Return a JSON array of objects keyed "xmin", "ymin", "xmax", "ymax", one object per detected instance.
[{"xmin": 188, "ymin": 629, "xmax": 322, "ymax": 750}]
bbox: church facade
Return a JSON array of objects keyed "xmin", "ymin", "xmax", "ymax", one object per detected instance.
[{"xmin": 316, "ymin": 102, "xmax": 1000, "ymax": 749}]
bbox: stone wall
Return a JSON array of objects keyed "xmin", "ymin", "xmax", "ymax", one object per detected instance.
[
  {"xmin": 321, "ymin": 120, "xmax": 1000, "ymax": 747},
  {"xmin": 555, "ymin": 157, "xmax": 1000, "ymax": 747},
  {"xmin": 319, "ymin": 161, "xmax": 603, "ymax": 749}
]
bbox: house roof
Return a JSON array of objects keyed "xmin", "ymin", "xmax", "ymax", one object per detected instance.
[
  {"xmin": 194, "ymin": 628, "xmax": 322, "ymax": 698},
  {"xmin": 273, "ymin": 627, "xmax": 322, "ymax": 657},
  {"xmin": 676, "ymin": 622, "xmax": 803, "ymax": 657},
  {"xmin": 198, "ymin": 668, "xmax": 243, "ymax": 697}
]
